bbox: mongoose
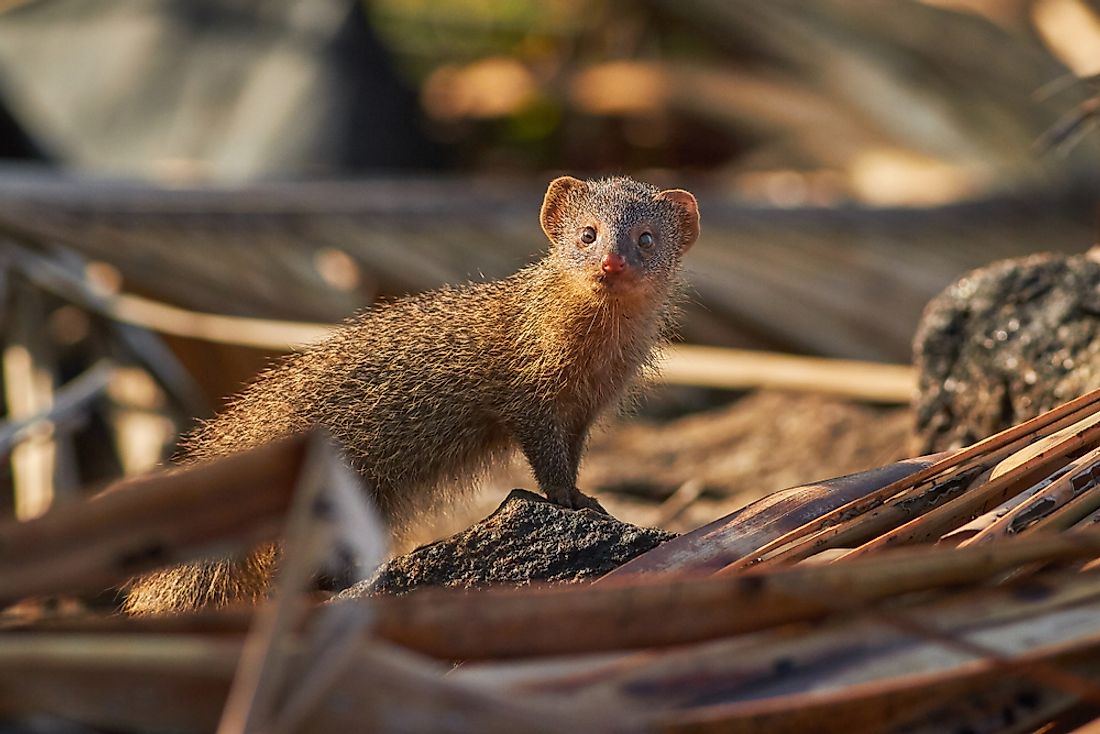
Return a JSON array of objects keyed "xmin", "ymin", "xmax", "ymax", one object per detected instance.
[{"xmin": 123, "ymin": 175, "xmax": 699, "ymax": 614}]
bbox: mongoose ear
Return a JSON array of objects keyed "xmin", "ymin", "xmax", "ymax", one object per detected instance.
[
  {"xmin": 541, "ymin": 176, "xmax": 587, "ymax": 240},
  {"xmin": 656, "ymin": 189, "xmax": 700, "ymax": 250}
]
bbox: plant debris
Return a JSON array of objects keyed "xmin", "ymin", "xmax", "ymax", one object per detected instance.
[{"xmin": 8, "ymin": 392, "xmax": 1100, "ymax": 731}]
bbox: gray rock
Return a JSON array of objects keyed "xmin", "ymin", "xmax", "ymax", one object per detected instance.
[
  {"xmin": 913, "ymin": 250, "xmax": 1100, "ymax": 452},
  {"xmin": 336, "ymin": 489, "xmax": 675, "ymax": 597}
]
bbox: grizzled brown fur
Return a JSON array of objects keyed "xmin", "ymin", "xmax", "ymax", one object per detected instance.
[{"xmin": 123, "ymin": 175, "xmax": 699, "ymax": 615}]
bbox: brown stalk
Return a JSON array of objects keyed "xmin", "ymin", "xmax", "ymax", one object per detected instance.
[
  {"xmin": 717, "ymin": 388, "xmax": 1100, "ymax": 573},
  {"xmin": 0, "ymin": 633, "xmax": 604, "ymax": 734},
  {"xmin": 0, "ymin": 432, "xmax": 309, "ymax": 604},
  {"xmin": 659, "ymin": 633, "xmax": 1100, "ymax": 734},
  {"xmin": 837, "ymin": 411, "xmax": 1100, "ymax": 560},
  {"xmin": 484, "ymin": 571, "xmax": 1100, "ymax": 707},
  {"xmin": 364, "ymin": 528, "xmax": 1100, "ymax": 660},
  {"xmin": 602, "ymin": 455, "xmax": 941, "ymax": 580},
  {"xmin": 963, "ymin": 447, "xmax": 1100, "ymax": 546}
]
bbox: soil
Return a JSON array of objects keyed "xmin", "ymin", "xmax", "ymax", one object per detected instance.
[{"xmin": 405, "ymin": 389, "xmax": 914, "ymax": 545}]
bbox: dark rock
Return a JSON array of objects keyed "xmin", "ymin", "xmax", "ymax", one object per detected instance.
[
  {"xmin": 336, "ymin": 489, "xmax": 675, "ymax": 597},
  {"xmin": 913, "ymin": 250, "xmax": 1100, "ymax": 453}
]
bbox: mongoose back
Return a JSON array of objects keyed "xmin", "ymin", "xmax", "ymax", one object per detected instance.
[{"xmin": 123, "ymin": 175, "xmax": 699, "ymax": 614}]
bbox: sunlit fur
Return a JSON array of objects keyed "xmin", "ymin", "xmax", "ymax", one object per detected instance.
[{"xmin": 123, "ymin": 176, "xmax": 698, "ymax": 615}]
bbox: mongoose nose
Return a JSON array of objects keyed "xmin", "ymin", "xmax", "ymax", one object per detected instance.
[{"xmin": 601, "ymin": 253, "xmax": 627, "ymax": 275}]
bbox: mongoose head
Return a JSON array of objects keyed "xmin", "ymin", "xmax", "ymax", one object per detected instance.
[{"xmin": 539, "ymin": 175, "xmax": 699, "ymax": 301}]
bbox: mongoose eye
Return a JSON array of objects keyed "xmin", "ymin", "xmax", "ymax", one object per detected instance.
[
  {"xmin": 580, "ymin": 226, "xmax": 597, "ymax": 246},
  {"xmin": 638, "ymin": 232, "xmax": 654, "ymax": 249}
]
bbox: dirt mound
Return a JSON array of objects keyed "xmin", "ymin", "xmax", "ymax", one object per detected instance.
[
  {"xmin": 339, "ymin": 489, "xmax": 673, "ymax": 596},
  {"xmin": 583, "ymin": 390, "xmax": 911, "ymax": 504}
]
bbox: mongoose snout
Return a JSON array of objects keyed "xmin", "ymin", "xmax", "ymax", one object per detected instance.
[{"xmin": 600, "ymin": 252, "xmax": 626, "ymax": 275}]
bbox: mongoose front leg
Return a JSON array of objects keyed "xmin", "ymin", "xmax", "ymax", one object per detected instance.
[{"xmin": 514, "ymin": 417, "xmax": 607, "ymax": 514}]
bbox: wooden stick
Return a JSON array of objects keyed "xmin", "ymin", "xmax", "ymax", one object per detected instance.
[
  {"xmin": 11, "ymin": 244, "xmax": 209, "ymax": 413},
  {"xmin": 938, "ymin": 463, "xmax": 1071, "ymax": 546},
  {"xmin": 11, "ymin": 241, "xmax": 331, "ymax": 350},
  {"xmin": 752, "ymin": 408, "xmax": 1100, "ymax": 568},
  {"xmin": 658, "ymin": 344, "xmax": 914, "ymax": 403},
  {"xmin": 0, "ymin": 634, "xmax": 240, "ymax": 733},
  {"xmin": 0, "ymin": 359, "xmax": 114, "ymax": 457},
  {"xmin": 217, "ymin": 435, "xmax": 336, "ymax": 734},
  {"xmin": 837, "ymin": 411, "xmax": 1100, "ymax": 560},
  {"xmin": 311, "ymin": 642, "xmax": 604, "ymax": 734},
  {"xmin": 3, "ymin": 279, "xmax": 62, "ymax": 519},
  {"xmin": 0, "ymin": 633, "xmax": 596, "ymax": 734},
  {"xmin": 722, "ymin": 388, "xmax": 1100, "ymax": 572},
  {"xmin": 962, "ymin": 447, "xmax": 1100, "ymax": 546},
  {"xmin": 266, "ymin": 448, "xmax": 390, "ymax": 734},
  {"xmin": 601, "ymin": 455, "xmax": 941, "ymax": 580},
  {"xmin": 0, "ymin": 433, "xmax": 309, "ymax": 603},
  {"xmin": 660, "ymin": 633, "xmax": 1100, "ymax": 734},
  {"xmin": 105, "ymin": 365, "xmax": 173, "ymax": 475},
  {"xmin": 652, "ymin": 478, "xmax": 704, "ymax": 528},
  {"xmin": 363, "ymin": 528, "xmax": 1100, "ymax": 660},
  {"xmin": 26, "ymin": 567, "xmax": 1100, "ymax": 729},
  {"xmin": 485, "ymin": 578, "xmax": 1100, "ymax": 728},
  {"xmin": 457, "ymin": 566, "xmax": 1100, "ymax": 691}
]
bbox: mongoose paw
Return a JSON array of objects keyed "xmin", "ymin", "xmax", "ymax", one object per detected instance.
[{"xmin": 552, "ymin": 488, "xmax": 609, "ymax": 515}]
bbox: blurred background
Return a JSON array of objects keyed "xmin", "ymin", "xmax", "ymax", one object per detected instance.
[
  {"xmin": 1, "ymin": 0, "xmax": 1100, "ymax": 543},
  {"xmin": 3, "ymin": 0, "xmax": 1100, "ymax": 191}
]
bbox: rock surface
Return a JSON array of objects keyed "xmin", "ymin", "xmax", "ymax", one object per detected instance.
[
  {"xmin": 914, "ymin": 250, "xmax": 1100, "ymax": 452},
  {"xmin": 337, "ymin": 489, "xmax": 675, "ymax": 597}
]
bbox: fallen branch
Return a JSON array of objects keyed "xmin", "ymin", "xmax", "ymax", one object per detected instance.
[
  {"xmin": 364, "ymin": 527, "xmax": 1100, "ymax": 660},
  {"xmin": 658, "ymin": 344, "xmax": 914, "ymax": 403},
  {"xmin": 600, "ymin": 455, "xmax": 940, "ymax": 579},
  {"xmin": 723, "ymin": 387, "xmax": 1100, "ymax": 571},
  {"xmin": 0, "ymin": 433, "xmax": 310, "ymax": 603}
]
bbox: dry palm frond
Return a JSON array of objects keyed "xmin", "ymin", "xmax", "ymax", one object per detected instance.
[{"xmin": 10, "ymin": 383, "xmax": 1100, "ymax": 731}]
